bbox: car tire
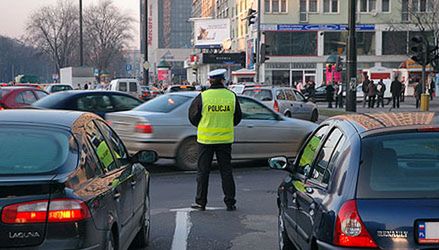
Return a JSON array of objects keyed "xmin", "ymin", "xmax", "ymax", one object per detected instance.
[
  {"xmin": 107, "ymin": 231, "xmax": 116, "ymax": 250},
  {"xmin": 310, "ymin": 109, "xmax": 318, "ymax": 123},
  {"xmin": 278, "ymin": 212, "xmax": 296, "ymax": 250},
  {"xmin": 285, "ymin": 111, "xmax": 292, "ymax": 118},
  {"xmin": 132, "ymin": 193, "xmax": 150, "ymax": 247},
  {"xmin": 176, "ymin": 137, "xmax": 199, "ymax": 171}
]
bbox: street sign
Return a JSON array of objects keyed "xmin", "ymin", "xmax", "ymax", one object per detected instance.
[
  {"xmin": 143, "ymin": 61, "xmax": 150, "ymax": 70},
  {"xmin": 126, "ymin": 64, "xmax": 132, "ymax": 72}
]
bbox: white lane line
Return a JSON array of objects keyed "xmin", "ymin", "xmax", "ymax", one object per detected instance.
[
  {"xmin": 170, "ymin": 207, "xmax": 224, "ymax": 250},
  {"xmin": 171, "ymin": 211, "xmax": 191, "ymax": 250}
]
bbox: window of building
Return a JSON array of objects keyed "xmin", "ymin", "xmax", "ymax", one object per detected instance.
[
  {"xmin": 272, "ymin": 0, "xmax": 280, "ymax": 12},
  {"xmin": 323, "ymin": 0, "xmax": 338, "ymax": 13},
  {"xmin": 265, "ymin": 0, "xmax": 287, "ymax": 13},
  {"xmin": 309, "ymin": 0, "xmax": 318, "ymax": 12},
  {"xmin": 324, "ymin": 32, "xmax": 347, "ymax": 55},
  {"xmin": 265, "ymin": 0, "xmax": 270, "ymax": 12},
  {"xmin": 360, "ymin": 0, "xmax": 376, "ymax": 12},
  {"xmin": 265, "ymin": 31, "xmax": 318, "ymax": 56},
  {"xmin": 382, "ymin": 31, "xmax": 407, "ymax": 55},
  {"xmin": 413, "ymin": 0, "xmax": 433, "ymax": 12},
  {"xmin": 382, "ymin": 0, "xmax": 390, "ymax": 12},
  {"xmin": 357, "ymin": 32, "xmax": 375, "ymax": 55}
]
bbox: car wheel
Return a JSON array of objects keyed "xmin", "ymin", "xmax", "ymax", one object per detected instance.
[
  {"xmin": 176, "ymin": 137, "xmax": 198, "ymax": 171},
  {"xmin": 285, "ymin": 111, "xmax": 292, "ymax": 118},
  {"xmin": 310, "ymin": 109, "xmax": 318, "ymax": 122},
  {"xmin": 107, "ymin": 231, "xmax": 116, "ymax": 250},
  {"xmin": 132, "ymin": 192, "xmax": 150, "ymax": 247},
  {"xmin": 278, "ymin": 212, "xmax": 296, "ymax": 250}
]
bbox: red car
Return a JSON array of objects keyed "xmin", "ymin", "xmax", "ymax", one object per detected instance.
[{"xmin": 0, "ymin": 87, "xmax": 49, "ymax": 110}]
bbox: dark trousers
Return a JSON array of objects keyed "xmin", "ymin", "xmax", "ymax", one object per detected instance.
[
  {"xmin": 392, "ymin": 94, "xmax": 400, "ymax": 108},
  {"xmin": 376, "ymin": 95, "xmax": 384, "ymax": 108},
  {"xmin": 416, "ymin": 97, "xmax": 421, "ymax": 108},
  {"xmin": 196, "ymin": 143, "xmax": 236, "ymax": 207},
  {"xmin": 368, "ymin": 96, "xmax": 376, "ymax": 108}
]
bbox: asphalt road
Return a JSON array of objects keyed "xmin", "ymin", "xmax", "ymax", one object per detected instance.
[{"xmin": 130, "ymin": 163, "xmax": 287, "ymax": 250}]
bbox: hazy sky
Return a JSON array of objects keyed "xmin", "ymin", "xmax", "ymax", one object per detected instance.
[{"xmin": 0, "ymin": 0, "xmax": 141, "ymax": 48}]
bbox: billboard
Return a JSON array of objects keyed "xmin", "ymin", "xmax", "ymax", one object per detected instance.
[{"xmin": 194, "ymin": 19, "xmax": 230, "ymax": 49}]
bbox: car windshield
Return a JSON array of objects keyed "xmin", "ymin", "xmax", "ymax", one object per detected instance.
[
  {"xmin": 134, "ymin": 94, "xmax": 192, "ymax": 113},
  {"xmin": 32, "ymin": 92, "xmax": 68, "ymax": 108},
  {"xmin": 0, "ymin": 126, "xmax": 75, "ymax": 175},
  {"xmin": 242, "ymin": 89, "xmax": 273, "ymax": 101},
  {"xmin": 51, "ymin": 85, "xmax": 72, "ymax": 92},
  {"xmin": 357, "ymin": 132, "xmax": 439, "ymax": 199}
]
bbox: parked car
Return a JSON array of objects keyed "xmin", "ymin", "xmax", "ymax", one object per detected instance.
[
  {"xmin": 45, "ymin": 84, "xmax": 73, "ymax": 94},
  {"xmin": 164, "ymin": 85, "xmax": 196, "ymax": 93},
  {"xmin": 140, "ymin": 86, "xmax": 162, "ymax": 101},
  {"xmin": 242, "ymin": 87, "xmax": 319, "ymax": 122},
  {"xmin": 270, "ymin": 112, "xmax": 439, "ymax": 250},
  {"xmin": 0, "ymin": 86, "xmax": 48, "ymax": 110},
  {"xmin": 106, "ymin": 92, "xmax": 317, "ymax": 171},
  {"xmin": 32, "ymin": 90, "xmax": 143, "ymax": 118},
  {"xmin": 229, "ymin": 83, "xmax": 263, "ymax": 94},
  {"xmin": 109, "ymin": 78, "xmax": 142, "ymax": 99},
  {"xmin": 0, "ymin": 109, "xmax": 157, "ymax": 249}
]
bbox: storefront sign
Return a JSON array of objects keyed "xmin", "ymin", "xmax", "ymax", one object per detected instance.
[
  {"xmin": 202, "ymin": 53, "xmax": 244, "ymax": 65},
  {"xmin": 266, "ymin": 63, "xmax": 316, "ymax": 69},
  {"xmin": 262, "ymin": 24, "xmax": 375, "ymax": 32}
]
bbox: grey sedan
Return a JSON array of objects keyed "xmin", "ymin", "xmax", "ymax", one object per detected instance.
[{"xmin": 107, "ymin": 92, "xmax": 317, "ymax": 170}]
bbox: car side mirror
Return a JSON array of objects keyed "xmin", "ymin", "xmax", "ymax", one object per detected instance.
[
  {"xmin": 131, "ymin": 150, "xmax": 158, "ymax": 166},
  {"xmin": 269, "ymin": 156, "xmax": 293, "ymax": 173}
]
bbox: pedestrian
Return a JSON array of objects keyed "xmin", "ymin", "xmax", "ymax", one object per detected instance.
[
  {"xmin": 308, "ymin": 81, "xmax": 316, "ymax": 102},
  {"xmin": 415, "ymin": 82, "xmax": 423, "ymax": 109},
  {"xmin": 430, "ymin": 79, "xmax": 435, "ymax": 100},
  {"xmin": 296, "ymin": 81, "xmax": 303, "ymax": 93},
  {"xmin": 362, "ymin": 74, "xmax": 370, "ymax": 108},
  {"xmin": 334, "ymin": 82, "xmax": 342, "ymax": 108},
  {"xmin": 188, "ymin": 69, "xmax": 242, "ymax": 212},
  {"xmin": 376, "ymin": 79, "xmax": 386, "ymax": 108},
  {"xmin": 390, "ymin": 76, "xmax": 402, "ymax": 108},
  {"xmin": 84, "ymin": 83, "xmax": 89, "ymax": 90},
  {"xmin": 326, "ymin": 82, "xmax": 335, "ymax": 108},
  {"xmin": 368, "ymin": 80, "xmax": 376, "ymax": 108},
  {"xmin": 400, "ymin": 76, "xmax": 406, "ymax": 102}
]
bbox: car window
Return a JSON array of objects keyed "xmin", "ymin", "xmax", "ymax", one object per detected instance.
[
  {"xmin": 118, "ymin": 82, "xmax": 128, "ymax": 92},
  {"xmin": 239, "ymin": 97, "xmax": 278, "ymax": 120},
  {"xmin": 296, "ymin": 125, "xmax": 329, "ymax": 177},
  {"xmin": 284, "ymin": 89, "xmax": 296, "ymax": 101},
  {"xmin": 358, "ymin": 132, "xmax": 439, "ymax": 199},
  {"xmin": 242, "ymin": 89, "xmax": 273, "ymax": 101},
  {"xmin": 84, "ymin": 121, "xmax": 118, "ymax": 172},
  {"xmin": 15, "ymin": 90, "xmax": 37, "ymax": 104},
  {"xmin": 275, "ymin": 89, "xmax": 286, "ymax": 100},
  {"xmin": 129, "ymin": 82, "xmax": 138, "ymax": 92},
  {"xmin": 323, "ymin": 135, "xmax": 346, "ymax": 185},
  {"xmin": 294, "ymin": 90, "xmax": 306, "ymax": 102},
  {"xmin": 34, "ymin": 90, "xmax": 48, "ymax": 99},
  {"xmin": 310, "ymin": 128, "xmax": 344, "ymax": 186},
  {"xmin": 51, "ymin": 85, "xmax": 73, "ymax": 92},
  {"xmin": 111, "ymin": 94, "xmax": 142, "ymax": 110},
  {"xmin": 77, "ymin": 95, "xmax": 113, "ymax": 112},
  {"xmin": 135, "ymin": 94, "xmax": 191, "ymax": 113},
  {"xmin": 95, "ymin": 120, "xmax": 129, "ymax": 166}
]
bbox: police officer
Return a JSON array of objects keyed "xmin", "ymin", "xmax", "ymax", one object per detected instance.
[{"xmin": 188, "ymin": 69, "xmax": 242, "ymax": 211}]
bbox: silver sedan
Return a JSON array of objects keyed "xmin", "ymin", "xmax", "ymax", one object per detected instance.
[{"xmin": 107, "ymin": 92, "xmax": 317, "ymax": 170}]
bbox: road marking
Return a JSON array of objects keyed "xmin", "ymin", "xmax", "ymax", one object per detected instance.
[{"xmin": 170, "ymin": 207, "xmax": 224, "ymax": 250}]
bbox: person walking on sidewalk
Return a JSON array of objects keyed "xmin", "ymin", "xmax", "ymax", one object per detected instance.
[
  {"xmin": 430, "ymin": 79, "xmax": 435, "ymax": 101},
  {"xmin": 362, "ymin": 75, "xmax": 371, "ymax": 108},
  {"xmin": 368, "ymin": 80, "xmax": 376, "ymax": 108},
  {"xmin": 376, "ymin": 79, "xmax": 386, "ymax": 108},
  {"xmin": 326, "ymin": 82, "xmax": 335, "ymax": 108},
  {"xmin": 391, "ymin": 76, "xmax": 402, "ymax": 108},
  {"xmin": 188, "ymin": 69, "xmax": 242, "ymax": 212},
  {"xmin": 415, "ymin": 82, "xmax": 423, "ymax": 109}
]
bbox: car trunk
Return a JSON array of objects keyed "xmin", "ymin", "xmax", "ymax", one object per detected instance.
[
  {"xmin": 357, "ymin": 199, "xmax": 439, "ymax": 249},
  {"xmin": 0, "ymin": 175, "xmax": 56, "ymax": 248}
]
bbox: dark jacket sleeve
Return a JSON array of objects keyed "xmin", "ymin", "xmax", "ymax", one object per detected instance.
[
  {"xmin": 188, "ymin": 94, "xmax": 202, "ymax": 127},
  {"xmin": 234, "ymin": 95, "xmax": 242, "ymax": 126}
]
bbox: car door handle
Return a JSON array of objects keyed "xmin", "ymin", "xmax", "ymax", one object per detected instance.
[
  {"xmin": 114, "ymin": 192, "xmax": 121, "ymax": 200},
  {"xmin": 247, "ymin": 124, "xmax": 254, "ymax": 128}
]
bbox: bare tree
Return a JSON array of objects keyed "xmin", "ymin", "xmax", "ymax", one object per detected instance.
[
  {"xmin": 26, "ymin": 0, "xmax": 79, "ymax": 73},
  {"xmin": 83, "ymin": 0, "xmax": 134, "ymax": 72},
  {"xmin": 404, "ymin": 0, "xmax": 439, "ymax": 43}
]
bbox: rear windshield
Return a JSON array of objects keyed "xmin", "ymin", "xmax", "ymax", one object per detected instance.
[
  {"xmin": 0, "ymin": 126, "xmax": 76, "ymax": 175},
  {"xmin": 129, "ymin": 82, "xmax": 138, "ymax": 92},
  {"xmin": 118, "ymin": 82, "xmax": 128, "ymax": 92},
  {"xmin": 51, "ymin": 85, "xmax": 73, "ymax": 92},
  {"xmin": 242, "ymin": 89, "xmax": 273, "ymax": 101},
  {"xmin": 357, "ymin": 132, "xmax": 439, "ymax": 199},
  {"xmin": 170, "ymin": 86, "xmax": 196, "ymax": 92},
  {"xmin": 134, "ymin": 94, "xmax": 191, "ymax": 113}
]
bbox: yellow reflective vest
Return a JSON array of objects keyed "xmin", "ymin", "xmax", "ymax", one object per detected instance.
[{"xmin": 197, "ymin": 89, "xmax": 236, "ymax": 144}]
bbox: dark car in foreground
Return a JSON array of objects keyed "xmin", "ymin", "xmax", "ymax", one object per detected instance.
[
  {"xmin": 0, "ymin": 110, "xmax": 157, "ymax": 249},
  {"xmin": 270, "ymin": 112, "xmax": 439, "ymax": 250},
  {"xmin": 32, "ymin": 90, "xmax": 143, "ymax": 118},
  {"xmin": 0, "ymin": 86, "xmax": 48, "ymax": 110}
]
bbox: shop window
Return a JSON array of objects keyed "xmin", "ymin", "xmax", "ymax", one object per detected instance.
[
  {"xmin": 382, "ymin": 31, "xmax": 407, "ymax": 55},
  {"xmin": 324, "ymin": 32, "xmax": 347, "ymax": 55},
  {"xmin": 272, "ymin": 70, "xmax": 290, "ymax": 85},
  {"xmin": 265, "ymin": 31, "xmax": 318, "ymax": 56},
  {"xmin": 357, "ymin": 32, "xmax": 375, "ymax": 55}
]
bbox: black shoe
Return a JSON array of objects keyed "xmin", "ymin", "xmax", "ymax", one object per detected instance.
[
  {"xmin": 191, "ymin": 203, "xmax": 206, "ymax": 211},
  {"xmin": 226, "ymin": 205, "xmax": 236, "ymax": 211}
]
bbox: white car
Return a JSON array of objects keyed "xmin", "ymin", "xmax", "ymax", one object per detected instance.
[
  {"xmin": 109, "ymin": 79, "xmax": 142, "ymax": 99},
  {"xmin": 44, "ymin": 84, "xmax": 73, "ymax": 94}
]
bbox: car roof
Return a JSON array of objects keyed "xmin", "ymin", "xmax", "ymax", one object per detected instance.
[
  {"xmin": 0, "ymin": 86, "xmax": 39, "ymax": 90},
  {"xmin": 329, "ymin": 112, "xmax": 439, "ymax": 135},
  {"xmin": 0, "ymin": 109, "xmax": 95, "ymax": 128},
  {"xmin": 51, "ymin": 90, "xmax": 134, "ymax": 96}
]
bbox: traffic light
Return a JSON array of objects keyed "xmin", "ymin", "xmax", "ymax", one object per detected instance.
[
  {"xmin": 336, "ymin": 56, "xmax": 343, "ymax": 72},
  {"xmin": 247, "ymin": 8, "xmax": 257, "ymax": 26},
  {"xmin": 260, "ymin": 43, "xmax": 270, "ymax": 63},
  {"xmin": 410, "ymin": 35, "xmax": 428, "ymax": 66},
  {"xmin": 240, "ymin": 51, "xmax": 246, "ymax": 68}
]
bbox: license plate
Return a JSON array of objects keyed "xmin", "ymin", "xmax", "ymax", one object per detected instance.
[{"xmin": 418, "ymin": 222, "xmax": 439, "ymax": 244}]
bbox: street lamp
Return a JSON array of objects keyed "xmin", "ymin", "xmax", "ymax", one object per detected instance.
[{"xmin": 79, "ymin": 0, "xmax": 84, "ymax": 66}]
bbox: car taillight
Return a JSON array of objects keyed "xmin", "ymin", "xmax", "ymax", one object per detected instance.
[
  {"xmin": 135, "ymin": 123, "xmax": 153, "ymax": 134},
  {"xmin": 1, "ymin": 199, "xmax": 91, "ymax": 224},
  {"xmin": 273, "ymin": 100, "xmax": 280, "ymax": 112},
  {"xmin": 333, "ymin": 200, "xmax": 377, "ymax": 248}
]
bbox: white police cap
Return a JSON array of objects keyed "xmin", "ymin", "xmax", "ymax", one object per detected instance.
[{"xmin": 208, "ymin": 69, "xmax": 227, "ymax": 79}]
